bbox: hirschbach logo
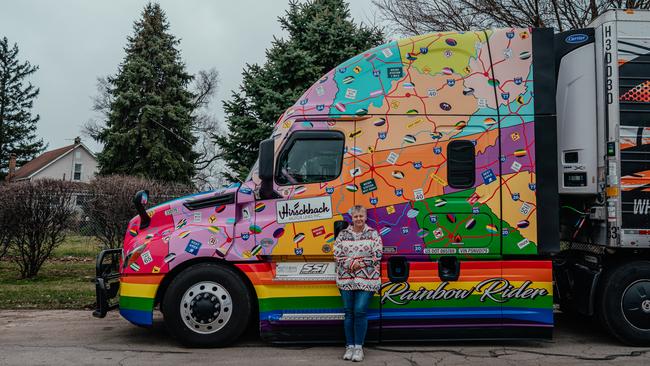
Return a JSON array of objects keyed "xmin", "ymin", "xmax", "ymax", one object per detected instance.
[{"xmin": 276, "ymin": 197, "xmax": 332, "ymax": 223}]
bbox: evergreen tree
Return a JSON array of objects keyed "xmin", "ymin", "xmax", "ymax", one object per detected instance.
[
  {"xmin": 95, "ymin": 3, "xmax": 198, "ymax": 184},
  {"xmin": 0, "ymin": 37, "xmax": 45, "ymax": 180},
  {"xmin": 216, "ymin": 0, "xmax": 384, "ymax": 181}
]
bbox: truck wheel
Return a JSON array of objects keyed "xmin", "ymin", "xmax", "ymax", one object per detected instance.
[
  {"xmin": 162, "ymin": 263, "xmax": 252, "ymax": 347},
  {"xmin": 598, "ymin": 261, "xmax": 650, "ymax": 346}
]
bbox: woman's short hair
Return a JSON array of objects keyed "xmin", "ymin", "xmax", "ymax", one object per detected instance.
[{"xmin": 350, "ymin": 205, "xmax": 367, "ymax": 215}]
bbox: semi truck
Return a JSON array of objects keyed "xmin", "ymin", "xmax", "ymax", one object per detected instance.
[{"xmin": 93, "ymin": 9, "xmax": 650, "ymax": 346}]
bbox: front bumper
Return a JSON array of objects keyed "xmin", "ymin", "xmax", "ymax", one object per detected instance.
[{"xmin": 92, "ymin": 248, "xmax": 122, "ymax": 318}]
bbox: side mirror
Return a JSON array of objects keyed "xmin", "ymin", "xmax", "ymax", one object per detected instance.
[
  {"xmin": 133, "ymin": 190, "xmax": 151, "ymax": 229},
  {"xmin": 258, "ymin": 139, "xmax": 275, "ymax": 180},
  {"xmin": 258, "ymin": 139, "xmax": 276, "ymax": 199}
]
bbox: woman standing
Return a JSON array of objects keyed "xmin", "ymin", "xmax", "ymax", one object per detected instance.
[{"xmin": 334, "ymin": 205, "xmax": 383, "ymax": 362}]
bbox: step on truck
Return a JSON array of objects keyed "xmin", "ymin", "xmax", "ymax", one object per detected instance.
[{"xmin": 94, "ymin": 9, "xmax": 650, "ymax": 346}]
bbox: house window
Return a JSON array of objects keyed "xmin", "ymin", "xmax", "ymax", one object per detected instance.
[
  {"xmin": 74, "ymin": 163, "xmax": 82, "ymax": 181},
  {"xmin": 75, "ymin": 150, "xmax": 81, "ymax": 159}
]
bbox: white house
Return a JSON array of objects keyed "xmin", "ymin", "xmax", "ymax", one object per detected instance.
[{"xmin": 9, "ymin": 137, "xmax": 98, "ymax": 183}]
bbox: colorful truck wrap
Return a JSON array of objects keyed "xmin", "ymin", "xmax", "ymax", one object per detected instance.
[{"xmin": 94, "ymin": 26, "xmax": 561, "ymax": 346}]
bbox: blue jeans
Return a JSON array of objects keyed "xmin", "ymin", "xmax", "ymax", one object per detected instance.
[{"xmin": 340, "ymin": 289, "xmax": 374, "ymax": 346}]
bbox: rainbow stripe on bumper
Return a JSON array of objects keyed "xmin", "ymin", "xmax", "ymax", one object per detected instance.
[{"xmin": 119, "ymin": 275, "xmax": 162, "ymax": 326}]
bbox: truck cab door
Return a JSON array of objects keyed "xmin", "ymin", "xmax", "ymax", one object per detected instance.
[{"xmin": 251, "ymin": 119, "xmax": 382, "ymax": 343}]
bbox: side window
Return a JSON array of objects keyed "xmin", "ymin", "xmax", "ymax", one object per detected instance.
[
  {"xmin": 447, "ymin": 140, "xmax": 475, "ymax": 188},
  {"xmin": 276, "ymin": 131, "xmax": 344, "ymax": 185}
]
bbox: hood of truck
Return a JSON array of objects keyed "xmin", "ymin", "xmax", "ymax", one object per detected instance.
[{"xmin": 122, "ymin": 183, "xmax": 244, "ymax": 275}]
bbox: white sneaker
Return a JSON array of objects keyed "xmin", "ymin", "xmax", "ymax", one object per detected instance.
[
  {"xmin": 343, "ymin": 345, "xmax": 355, "ymax": 360},
  {"xmin": 351, "ymin": 346, "xmax": 364, "ymax": 362}
]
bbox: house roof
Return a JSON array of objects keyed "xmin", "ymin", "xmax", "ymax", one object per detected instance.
[{"xmin": 12, "ymin": 143, "xmax": 96, "ymax": 181}]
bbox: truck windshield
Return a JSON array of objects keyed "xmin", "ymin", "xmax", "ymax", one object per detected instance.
[{"xmin": 277, "ymin": 137, "xmax": 344, "ymax": 185}]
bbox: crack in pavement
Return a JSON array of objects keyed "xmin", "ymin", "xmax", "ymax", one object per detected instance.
[
  {"xmin": 117, "ymin": 355, "xmax": 133, "ymax": 366},
  {"xmin": 403, "ymin": 355, "xmax": 419, "ymax": 366},
  {"xmin": 502, "ymin": 348, "xmax": 650, "ymax": 361},
  {"xmin": 83, "ymin": 344, "xmax": 194, "ymax": 354},
  {"xmin": 368, "ymin": 346, "xmax": 650, "ymax": 361},
  {"xmin": 0, "ymin": 344, "xmax": 192, "ymax": 355}
]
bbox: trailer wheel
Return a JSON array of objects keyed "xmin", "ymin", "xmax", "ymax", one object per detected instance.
[
  {"xmin": 162, "ymin": 263, "xmax": 251, "ymax": 347},
  {"xmin": 598, "ymin": 261, "xmax": 650, "ymax": 346}
]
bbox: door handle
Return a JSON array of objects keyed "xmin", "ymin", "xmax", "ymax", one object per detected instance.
[
  {"xmin": 387, "ymin": 256, "xmax": 409, "ymax": 283},
  {"xmin": 438, "ymin": 256, "xmax": 460, "ymax": 282}
]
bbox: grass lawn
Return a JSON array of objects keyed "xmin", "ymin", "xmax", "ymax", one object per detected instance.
[
  {"xmin": 0, "ymin": 234, "xmax": 105, "ymax": 310},
  {"xmin": 52, "ymin": 235, "xmax": 103, "ymax": 258}
]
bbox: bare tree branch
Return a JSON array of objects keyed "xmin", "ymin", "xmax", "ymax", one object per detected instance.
[
  {"xmin": 91, "ymin": 76, "xmax": 113, "ymax": 116},
  {"xmin": 192, "ymin": 68, "xmax": 220, "ymax": 111},
  {"xmin": 373, "ymin": 0, "xmax": 650, "ymax": 35}
]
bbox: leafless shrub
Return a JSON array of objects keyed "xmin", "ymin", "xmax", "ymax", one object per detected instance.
[
  {"xmin": 6, "ymin": 179, "xmax": 76, "ymax": 278},
  {"xmin": 0, "ymin": 183, "xmax": 16, "ymax": 260},
  {"xmin": 82, "ymin": 175, "xmax": 193, "ymax": 249}
]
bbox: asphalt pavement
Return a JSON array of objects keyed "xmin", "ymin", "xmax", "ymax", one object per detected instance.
[{"xmin": 1, "ymin": 310, "xmax": 649, "ymax": 365}]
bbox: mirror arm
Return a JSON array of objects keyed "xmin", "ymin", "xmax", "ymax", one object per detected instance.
[
  {"xmin": 133, "ymin": 190, "xmax": 151, "ymax": 230},
  {"xmin": 259, "ymin": 180, "xmax": 281, "ymax": 200}
]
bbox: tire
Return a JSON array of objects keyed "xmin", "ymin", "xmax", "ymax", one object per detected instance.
[
  {"xmin": 598, "ymin": 261, "xmax": 650, "ymax": 346},
  {"xmin": 162, "ymin": 263, "xmax": 252, "ymax": 347}
]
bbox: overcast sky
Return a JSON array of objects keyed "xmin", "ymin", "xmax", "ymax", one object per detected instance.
[{"xmin": 1, "ymin": 0, "xmax": 383, "ymax": 153}]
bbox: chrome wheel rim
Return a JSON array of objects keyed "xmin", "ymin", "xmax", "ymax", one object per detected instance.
[{"xmin": 180, "ymin": 281, "xmax": 232, "ymax": 334}]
